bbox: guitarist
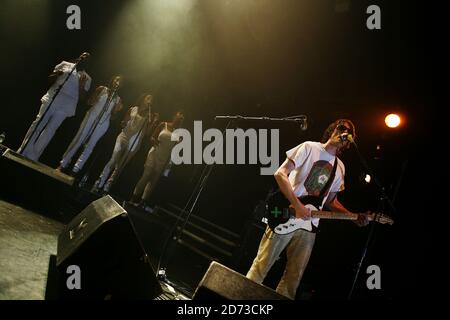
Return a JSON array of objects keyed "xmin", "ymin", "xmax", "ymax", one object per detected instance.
[{"xmin": 246, "ymin": 119, "xmax": 369, "ymax": 299}]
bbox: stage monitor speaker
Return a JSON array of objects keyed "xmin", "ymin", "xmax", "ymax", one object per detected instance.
[
  {"xmin": 56, "ymin": 195, "xmax": 162, "ymax": 299},
  {"xmin": 193, "ymin": 261, "xmax": 289, "ymax": 300}
]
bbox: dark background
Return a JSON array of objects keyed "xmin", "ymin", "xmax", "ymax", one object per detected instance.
[{"xmin": 0, "ymin": 0, "xmax": 434, "ymax": 300}]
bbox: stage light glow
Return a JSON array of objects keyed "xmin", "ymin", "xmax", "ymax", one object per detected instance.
[
  {"xmin": 385, "ymin": 114, "xmax": 401, "ymax": 128},
  {"xmin": 359, "ymin": 173, "xmax": 372, "ymax": 185},
  {"xmin": 97, "ymin": 0, "xmax": 199, "ymax": 82}
]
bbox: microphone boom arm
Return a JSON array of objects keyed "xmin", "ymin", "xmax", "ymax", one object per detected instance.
[{"xmin": 214, "ymin": 115, "xmax": 308, "ymax": 130}]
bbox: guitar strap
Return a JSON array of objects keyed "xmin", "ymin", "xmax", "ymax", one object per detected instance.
[{"xmin": 317, "ymin": 157, "xmax": 338, "ymax": 207}]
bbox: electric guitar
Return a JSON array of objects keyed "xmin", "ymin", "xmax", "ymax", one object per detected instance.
[{"xmin": 267, "ymin": 194, "xmax": 394, "ymax": 235}]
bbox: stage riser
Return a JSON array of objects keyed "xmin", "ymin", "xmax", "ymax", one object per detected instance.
[{"xmin": 0, "ymin": 150, "xmax": 100, "ymax": 223}]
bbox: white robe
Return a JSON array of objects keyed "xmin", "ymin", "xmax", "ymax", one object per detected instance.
[{"xmin": 18, "ymin": 61, "xmax": 91, "ymax": 161}]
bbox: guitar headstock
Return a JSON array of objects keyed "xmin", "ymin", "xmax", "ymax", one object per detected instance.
[{"xmin": 370, "ymin": 213, "xmax": 394, "ymax": 225}]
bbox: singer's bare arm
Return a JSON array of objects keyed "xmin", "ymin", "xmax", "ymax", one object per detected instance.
[
  {"xmin": 144, "ymin": 113, "xmax": 160, "ymax": 139},
  {"xmin": 151, "ymin": 122, "xmax": 165, "ymax": 146},
  {"xmin": 274, "ymin": 158, "xmax": 311, "ymax": 219}
]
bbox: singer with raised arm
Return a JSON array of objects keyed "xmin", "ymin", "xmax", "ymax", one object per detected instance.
[
  {"xmin": 17, "ymin": 52, "xmax": 92, "ymax": 162},
  {"xmin": 246, "ymin": 119, "xmax": 369, "ymax": 300},
  {"xmin": 92, "ymin": 93, "xmax": 153, "ymax": 194},
  {"xmin": 57, "ymin": 75, "xmax": 123, "ymax": 176}
]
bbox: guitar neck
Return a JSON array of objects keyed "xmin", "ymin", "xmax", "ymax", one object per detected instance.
[
  {"xmin": 311, "ymin": 210, "xmax": 360, "ymax": 221},
  {"xmin": 285, "ymin": 206, "xmax": 392, "ymax": 225},
  {"xmin": 288, "ymin": 207, "xmax": 361, "ymax": 220}
]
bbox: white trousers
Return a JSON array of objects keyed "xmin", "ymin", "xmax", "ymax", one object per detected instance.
[
  {"xmin": 60, "ymin": 110, "xmax": 110, "ymax": 172},
  {"xmin": 19, "ymin": 102, "xmax": 68, "ymax": 161},
  {"xmin": 246, "ymin": 226, "xmax": 316, "ymax": 300}
]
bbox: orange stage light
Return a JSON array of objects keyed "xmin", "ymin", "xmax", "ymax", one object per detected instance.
[{"xmin": 385, "ymin": 114, "xmax": 401, "ymax": 128}]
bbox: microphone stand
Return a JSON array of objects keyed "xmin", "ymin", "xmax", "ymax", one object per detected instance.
[
  {"xmin": 21, "ymin": 56, "xmax": 86, "ymax": 154},
  {"xmin": 215, "ymin": 115, "xmax": 308, "ymax": 131},
  {"xmin": 156, "ymin": 114, "xmax": 307, "ymax": 292},
  {"xmin": 347, "ymin": 138, "xmax": 400, "ymax": 300}
]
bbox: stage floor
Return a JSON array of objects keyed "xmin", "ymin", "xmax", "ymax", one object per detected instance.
[
  {"xmin": 0, "ymin": 198, "xmax": 189, "ymax": 300},
  {"xmin": 0, "ymin": 199, "xmax": 63, "ymax": 300}
]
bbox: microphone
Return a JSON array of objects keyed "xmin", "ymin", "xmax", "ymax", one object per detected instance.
[
  {"xmin": 77, "ymin": 52, "xmax": 90, "ymax": 63},
  {"xmin": 299, "ymin": 117, "xmax": 308, "ymax": 131},
  {"xmin": 339, "ymin": 133, "xmax": 354, "ymax": 143},
  {"xmin": 287, "ymin": 115, "xmax": 307, "ymax": 131}
]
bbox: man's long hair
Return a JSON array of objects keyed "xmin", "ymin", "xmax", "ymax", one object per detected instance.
[{"xmin": 321, "ymin": 119, "xmax": 356, "ymax": 143}]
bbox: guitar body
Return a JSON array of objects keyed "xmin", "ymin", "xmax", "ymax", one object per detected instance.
[{"xmin": 267, "ymin": 194, "xmax": 323, "ymax": 235}]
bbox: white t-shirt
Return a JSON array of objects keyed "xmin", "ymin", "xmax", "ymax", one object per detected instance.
[{"xmin": 286, "ymin": 141, "xmax": 345, "ymax": 228}]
